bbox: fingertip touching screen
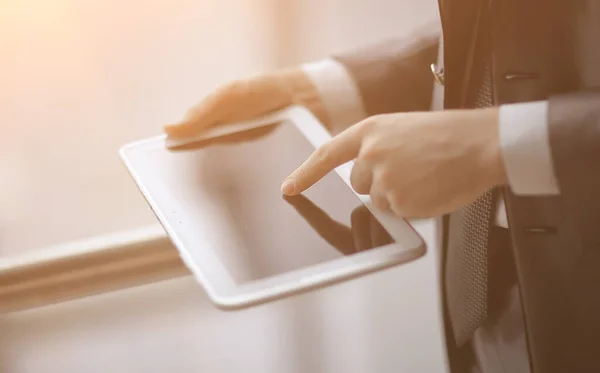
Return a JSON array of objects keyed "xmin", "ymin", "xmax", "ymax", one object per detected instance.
[{"xmin": 146, "ymin": 121, "xmax": 394, "ymax": 284}]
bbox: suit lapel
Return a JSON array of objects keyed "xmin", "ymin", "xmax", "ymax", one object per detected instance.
[{"xmin": 441, "ymin": 0, "xmax": 484, "ymax": 108}]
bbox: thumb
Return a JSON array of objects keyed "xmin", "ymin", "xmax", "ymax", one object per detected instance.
[
  {"xmin": 164, "ymin": 72, "xmax": 296, "ymax": 138},
  {"xmin": 163, "ymin": 83, "xmax": 238, "ymax": 138}
]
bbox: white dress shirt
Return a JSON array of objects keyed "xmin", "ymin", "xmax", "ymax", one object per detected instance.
[
  {"xmin": 302, "ymin": 58, "xmax": 561, "ymax": 228},
  {"xmin": 302, "ymin": 56, "xmax": 562, "ymax": 373}
]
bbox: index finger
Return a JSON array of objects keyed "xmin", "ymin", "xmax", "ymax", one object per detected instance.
[{"xmin": 281, "ymin": 122, "xmax": 366, "ymax": 195}]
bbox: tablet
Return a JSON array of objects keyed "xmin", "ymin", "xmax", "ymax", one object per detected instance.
[{"xmin": 120, "ymin": 106, "xmax": 425, "ymax": 309}]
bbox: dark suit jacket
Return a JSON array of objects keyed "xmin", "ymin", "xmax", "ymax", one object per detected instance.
[{"xmin": 332, "ymin": 1, "xmax": 600, "ymax": 372}]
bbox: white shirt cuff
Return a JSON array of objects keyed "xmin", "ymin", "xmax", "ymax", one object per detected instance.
[
  {"xmin": 301, "ymin": 58, "xmax": 367, "ymax": 131},
  {"xmin": 499, "ymin": 100, "xmax": 560, "ymax": 196}
]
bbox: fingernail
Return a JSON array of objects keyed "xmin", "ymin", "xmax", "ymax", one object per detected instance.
[
  {"xmin": 164, "ymin": 121, "xmax": 193, "ymax": 135},
  {"xmin": 281, "ymin": 179, "xmax": 295, "ymax": 195},
  {"xmin": 163, "ymin": 123, "xmax": 182, "ymax": 135}
]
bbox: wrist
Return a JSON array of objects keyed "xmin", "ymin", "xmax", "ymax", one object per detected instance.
[
  {"xmin": 301, "ymin": 59, "xmax": 368, "ymax": 134},
  {"xmin": 476, "ymin": 107, "xmax": 509, "ymax": 188},
  {"xmin": 276, "ymin": 68, "xmax": 331, "ymax": 128}
]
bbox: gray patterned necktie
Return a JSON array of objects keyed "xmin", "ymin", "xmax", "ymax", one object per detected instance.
[{"xmin": 445, "ymin": 5, "xmax": 496, "ymax": 346}]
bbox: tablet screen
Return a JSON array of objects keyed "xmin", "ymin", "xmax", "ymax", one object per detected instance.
[{"xmin": 148, "ymin": 122, "xmax": 394, "ymax": 284}]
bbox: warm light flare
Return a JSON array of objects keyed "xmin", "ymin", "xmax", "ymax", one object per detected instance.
[{"xmin": 0, "ymin": 0, "xmax": 279, "ymax": 255}]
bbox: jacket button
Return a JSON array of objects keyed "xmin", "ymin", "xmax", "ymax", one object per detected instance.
[
  {"xmin": 523, "ymin": 226, "xmax": 557, "ymax": 234},
  {"xmin": 504, "ymin": 72, "xmax": 540, "ymax": 81}
]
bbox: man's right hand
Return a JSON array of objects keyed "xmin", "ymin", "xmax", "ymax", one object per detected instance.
[{"xmin": 164, "ymin": 67, "xmax": 330, "ymax": 139}]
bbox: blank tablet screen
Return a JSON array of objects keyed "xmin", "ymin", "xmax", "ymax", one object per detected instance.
[{"xmin": 147, "ymin": 122, "xmax": 393, "ymax": 284}]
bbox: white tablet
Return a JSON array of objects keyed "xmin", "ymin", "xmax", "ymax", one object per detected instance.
[{"xmin": 120, "ymin": 106, "xmax": 425, "ymax": 310}]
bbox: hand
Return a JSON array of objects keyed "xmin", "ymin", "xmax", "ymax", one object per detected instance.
[
  {"xmin": 281, "ymin": 108, "xmax": 508, "ymax": 218},
  {"xmin": 283, "ymin": 195, "xmax": 393, "ymax": 255},
  {"xmin": 164, "ymin": 68, "xmax": 330, "ymax": 139}
]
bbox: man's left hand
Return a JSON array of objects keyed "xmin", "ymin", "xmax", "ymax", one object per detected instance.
[{"xmin": 281, "ymin": 108, "xmax": 508, "ymax": 218}]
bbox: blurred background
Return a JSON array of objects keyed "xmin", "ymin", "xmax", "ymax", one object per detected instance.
[
  {"xmin": 0, "ymin": 0, "xmax": 438, "ymax": 256},
  {"xmin": 1, "ymin": 2, "xmax": 449, "ymax": 373}
]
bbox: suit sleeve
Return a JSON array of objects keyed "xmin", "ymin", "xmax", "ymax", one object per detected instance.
[
  {"xmin": 547, "ymin": 89, "xmax": 600, "ymax": 241},
  {"xmin": 332, "ymin": 26, "xmax": 441, "ymax": 116}
]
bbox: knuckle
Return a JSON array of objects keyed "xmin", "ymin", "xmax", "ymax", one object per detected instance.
[
  {"xmin": 390, "ymin": 189, "xmax": 409, "ymax": 207},
  {"xmin": 350, "ymin": 164, "xmax": 359, "ymax": 184},
  {"xmin": 370, "ymin": 192, "xmax": 389, "ymax": 211},
  {"xmin": 313, "ymin": 143, "xmax": 331, "ymax": 163},
  {"xmin": 350, "ymin": 176, "xmax": 362, "ymax": 193},
  {"xmin": 357, "ymin": 116, "xmax": 378, "ymax": 134},
  {"xmin": 292, "ymin": 166, "xmax": 308, "ymax": 182},
  {"xmin": 359, "ymin": 137, "xmax": 380, "ymax": 161},
  {"xmin": 388, "ymin": 191, "xmax": 402, "ymax": 208},
  {"xmin": 370, "ymin": 168, "xmax": 394, "ymax": 193},
  {"xmin": 377, "ymin": 169, "xmax": 394, "ymax": 186},
  {"xmin": 388, "ymin": 193, "xmax": 407, "ymax": 216},
  {"xmin": 350, "ymin": 166, "xmax": 369, "ymax": 195},
  {"xmin": 389, "ymin": 190, "xmax": 430, "ymax": 218}
]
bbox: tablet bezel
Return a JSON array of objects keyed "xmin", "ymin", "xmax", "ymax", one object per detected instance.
[{"xmin": 120, "ymin": 106, "xmax": 426, "ymax": 309}]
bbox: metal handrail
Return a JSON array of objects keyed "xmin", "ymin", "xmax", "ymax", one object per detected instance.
[{"xmin": 0, "ymin": 224, "xmax": 190, "ymax": 313}]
